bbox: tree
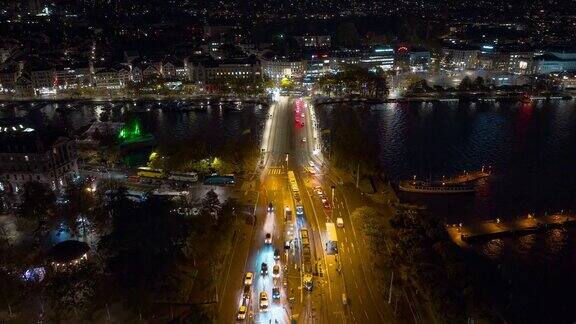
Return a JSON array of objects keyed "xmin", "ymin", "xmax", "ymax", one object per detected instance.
[
  {"xmin": 42, "ymin": 263, "xmax": 99, "ymax": 321},
  {"xmin": 458, "ymin": 76, "xmax": 473, "ymax": 92},
  {"xmin": 98, "ymin": 196, "xmax": 192, "ymax": 316},
  {"xmin": 201, "ymin": 190, "xmax": 221, "ymax": 223},
  {"xmin": 473, "ymin": 76, "xmax": 486, "ymax": 91},
  {"xmin": 279, "ymin": 76, "xmax": 295, "ymax": 91},
  {"xmin": 19, "ymin": 181, "xmax": 56, "ymax": 240},
  {"xmin": 316, "ymin": 65, "xmax": 388, "ymax": 99},
  {"xmin": 330, "ymin": 104, "xmax": 379, "ymax": 175}
]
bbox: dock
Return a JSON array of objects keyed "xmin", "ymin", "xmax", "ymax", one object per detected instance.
[{"xmin": 446, "ymin": 213, "xmax": 576, "ymax": 246}]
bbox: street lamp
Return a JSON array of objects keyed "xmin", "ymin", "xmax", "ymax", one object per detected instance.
[{"xmin": 331, "ymin": 185, "xmax": 335, "ymax": 205}]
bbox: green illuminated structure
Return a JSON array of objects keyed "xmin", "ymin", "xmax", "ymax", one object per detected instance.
[
  {"xmin": 118, "ymin": 119, "xmax": 156, "ymax": 149},
  {"xmin": 118, "ymin": 120, "xmax": 142, "ymax": 142}
]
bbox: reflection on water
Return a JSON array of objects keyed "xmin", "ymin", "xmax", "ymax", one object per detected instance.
[
  {"xmin": 479, "ymin": 238, "xmax": 504, "ymax": 260},
  {"xmin": 2, "ymin": 101, "xmax": 267, "ymax": 167},
  {"xmin": 318, "ymin": 99, "xmax": 576, "ymax": 321}
]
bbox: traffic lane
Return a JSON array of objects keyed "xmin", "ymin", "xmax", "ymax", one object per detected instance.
[
  {"xmin": 301, "ymin": 181, "xmax": 353, "ymax": 324},
  {"xmin": 272, "ymin": 97, "xmax": 293, "ymax": 164},
  {"xmin": 334, "ymin": 186, "xmax": 393, "ymax": 323},
  {"xmin": 292, "ymin": 108, "xmax": 340, "ymax": 323},
  {"xmin": 339, "ymin": 241, "xmax": 375, "ymax": 323},
  {"xmin": 306, "ymin": 176, "xmax": 386, "ymax": 323},
  {"xmin": 223, "ymin": 187, "xmax": 267, "ymax": 323},
  {"xmin": 328, "ymin": 194, "xmax": 382, "ymax": 323},
  {"xmin": 297, "ymin": 174, "xmax": 345, "ymax": 324},
  {"xmin": 253, "ymin": 175, "xmax": 287, "ymax": 323},
  {"xmin": 298, "ymin": 100, "xmax": 388, "ymax": 322},
  {"xmin": 264, "ymin": 172, "xmax": 296, "ymax": 323}
]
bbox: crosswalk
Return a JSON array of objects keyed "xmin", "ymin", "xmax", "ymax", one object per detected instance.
[{"xmin": 267, "ymin": 166, "xmax": 284, "ymax": 175}]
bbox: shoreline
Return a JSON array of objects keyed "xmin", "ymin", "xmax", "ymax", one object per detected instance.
[
  {"xmin": 313, "ymin": 92, "xmax": 575, "ymax": 106},
  {"xmin": 0, "ymin": 94, "xmax": 272, "ymax": 105}
]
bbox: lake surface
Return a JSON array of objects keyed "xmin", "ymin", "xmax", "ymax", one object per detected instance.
[{"xmin": 318, "ymin": 98, "xmax": 576, "ymax": 323}]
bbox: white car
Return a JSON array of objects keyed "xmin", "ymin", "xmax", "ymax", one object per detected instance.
[
  {"xmin": 259, "ymin": 291, "xmax": 269, "ymax": 309},
  {"xmin": 237, "ymin": 305, "xmax": 247, "ymax": 320},
  {"xmin": 244, "ymin": 272, "xmax": 253, "ymax": 286},
  {"xmin": 302, "ymin": 137, "xmax": 306, "ymax": 142},
  {"xmin": 308, "ymin": 161, "xmax": 315, "ymax": 168},
  {"xmin": 273, "ymin": 264, "xmax": 280, "ymax": 277},
  {"xmin": 336, "ymin": 217, "xmax": 344, "ymax": 228}
]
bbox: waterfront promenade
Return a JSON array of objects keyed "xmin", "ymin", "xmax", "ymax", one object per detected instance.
[{"xmin": 447, "ymin": 213, "xmax": 576, "ymax": 246}]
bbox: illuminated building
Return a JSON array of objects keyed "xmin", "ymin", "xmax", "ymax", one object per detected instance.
[
  {"xmin": 261, "ymin": 56, "xmax": 307, "ymax": 80},
  {"xmin": 441, "ymin": 45, "xmax": 480, "ymax": 70},
  {"xmin": 533, "ymin": 51, "xmax": 576, "ymax": 74},
  {"xmin": 295, "ymin": 35, "xmax": 331, "ymax": 48},
  {"xmin": 360, "ymin": 46, "xmax": 395, "ymax": 71},
  {"xmin": 0, "ymin": 123, "xmax": 78, "ymax": 193}
]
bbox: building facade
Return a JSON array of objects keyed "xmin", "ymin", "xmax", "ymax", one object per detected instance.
[
  {"xmin": 0, "ymin": 125, "xmax": 78, "ymax": 193},
  {"xmin": 261, "ymin": 57, "xmax": 307, "ymax": 80}
]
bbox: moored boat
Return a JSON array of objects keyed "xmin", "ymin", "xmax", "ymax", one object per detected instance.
[{"xmin": 398, "ymin": 180, "xmax": 476, "ymax": 194}]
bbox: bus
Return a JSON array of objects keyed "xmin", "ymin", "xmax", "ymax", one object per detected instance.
[
  {"xmin": 203, "ymin": 174, "xmax": 236, "ymax": 186},
  {"xmin": 168, "ymin": 171, "xmax": 199, "ymax": 183},
  {"xmin": 288, "ymin": 171, "xmax": 304, "ymax": 216},
  {"xmin": 137, "ymin": 167, "xmax": 165, "ymax": 179},
  {"xmin": 326, "ymin": 222, "xmax": 338, "ymax": 255}
]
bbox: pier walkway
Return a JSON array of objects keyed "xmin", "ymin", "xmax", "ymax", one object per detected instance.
[{"xmin": 447, "ymin": 213, "xmax": 576, "ymax": 246}]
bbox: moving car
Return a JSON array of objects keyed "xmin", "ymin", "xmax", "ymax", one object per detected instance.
[
  {"xmin": 243, "ymin": 285, "xmax": 251, "ymax": 300},
  {"xmin": 267, "ymin": 202, "xmax": 274, "ymax": 212},
  {"xmin": 308, "ymin": 161, "xmax": 315, "ymax": 168},
  {"xmin": 323, "ymin": 200, "xmax": 331, "ymax": 209},
  {"xmin": 314, "ymin": 187, "xmax": 323, "ymax": 196},
  {"xmin": 259, "ymin": 291, "xmax": 269, "ymax": 309},
  {"xmin": 302, "ymin": 137, "xmax": 306, "ymax": 142},
  {"xmin": 237, "ymin": 305, "xmax": 247, "ymax": 320},
  {"xmin": 272, "ymin": 287, "xmax": 281, "ymax": 300},
  {"xmin": 274, "ymin": 248, "xmax": 280, "ymax": 260},
  {"xmin": 265, "ymin": 233, "xmax": 272, "ymax": 244},
  {"xmin": 336, "ymin": 217, "xmax": 344, "ymax": 228},
  {"xmin": 261, "ymin": 262, "xmax": 268, "ymax": 275},
  {"xmin": 273, "ymin": 264, "xmax": 280, "ymax": 277},
  {"xmin": 244, "ymin": 272, "xmax": 253, "ymax": 285}
]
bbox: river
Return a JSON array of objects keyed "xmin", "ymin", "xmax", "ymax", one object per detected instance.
[
  {"xmin": 1, "ymin": 100, "xmax": 268, "ymax": 166},
  {"xmin": 317, "ymin": 98, "xmax": 576, "ymax": 323}
]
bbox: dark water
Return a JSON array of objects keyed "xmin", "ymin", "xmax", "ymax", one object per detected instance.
[
  {"xmin": 318, "ymin": 98, "xmax": 576, "ymax": 323},
  {"xmin": 319, "ymin": 99, "xmax": 576, "ymax": 222},
  {"xmin": 3, "ymin": 101, "xmax": 267, "ymax": 165}
]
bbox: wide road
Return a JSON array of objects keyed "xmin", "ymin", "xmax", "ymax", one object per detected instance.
[
  {"xmin": 218, "ymin": 96, "xmax": 395, "ymax": 324},
  {"xmin": 218, "ymin": 96, "xmax": 297, "ymax": 324},
  {"xmin": 294, "ymin": 97, "xmax": 395, "ymax": 324}
]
